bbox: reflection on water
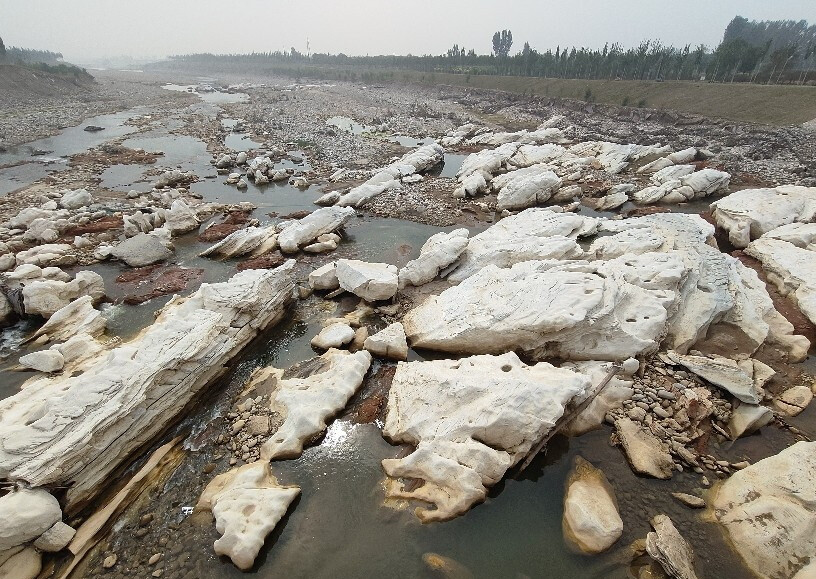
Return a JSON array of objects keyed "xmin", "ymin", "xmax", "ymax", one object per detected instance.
[
  {"xmin": 327, "ymin": 116, "xmax": 374, "ymax": 135},
  {"xmin": 162, "ymin": 83, "xmax": 249, "ymax": 104}
]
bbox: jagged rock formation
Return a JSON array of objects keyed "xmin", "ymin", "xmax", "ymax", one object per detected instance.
[
  {"xmin": 398, "ymin": 229, "xmax": 469, "ymax": 288},
  {"xmin": 197, "ymin": 461, "xmax": 300, "ymax": 570},
  {"xmin": 0, "ymin": 263, "xmax": 296, "ymax": 508},
  {"xmin": 710, "ymin": 186, "xmax": 816, "ymax": 248},
  {"xmin": 277, "ymin": 207, "xmax": 355, "ymax": 253},
  {"xmin": 712, "ymin": 443, "xmax": 816, "ymax": 579},
  {"xmin": 381, "ymin": 353, "xmax": 616, "ymax": 522},
  {"xmin": 247, "ymin": 349, "xmax": 372, "ymax": 460}
]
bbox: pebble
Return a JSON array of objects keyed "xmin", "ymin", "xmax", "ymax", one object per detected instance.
[
  {"xmin": 139, "ymin": 513, "xmax": 154, "ymax": 527},
  {"xmin": 149, "ymin": 553, "xmax": 163, "ymax": 565},
  {"xmin": 103, "ymin": 554, "xmax": 118, "ymax": 569},
  {"xmin": 731, "ymin": 460, "xmax": 750, "ymax": 470},
  {"xmin": 672, "ymin": 492, "xmax": 706, "ymax": 508}
]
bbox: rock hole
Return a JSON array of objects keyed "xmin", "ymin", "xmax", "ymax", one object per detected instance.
[{"xmin": 501, "ymin": 364, "xmax": 512, "ymax": 372}]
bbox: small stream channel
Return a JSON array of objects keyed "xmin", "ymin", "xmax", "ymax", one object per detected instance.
[{"xmin": 0, "ymin": 97, "xmax": 809, "ymax": 579}]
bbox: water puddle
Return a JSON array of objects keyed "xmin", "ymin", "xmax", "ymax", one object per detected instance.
[
  {"xmin": 326, "ymin": 116, "xmax": 374, "ymax": 135},
  {"xmin": 163, "ymin": 83, "xmax": 249, "ymax": 104}
]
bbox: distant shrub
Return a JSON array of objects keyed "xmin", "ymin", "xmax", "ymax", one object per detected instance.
[
  {"xmin": 622, "ymin": 95, "xmax": 630, "ymax": 106},
  {"xmin": 584, "ymin": 87, "xmax": 593, "ymax": 101},
  {"xmin": 637, "ymin": 98, "xmax": 647, "ymax": 108}
]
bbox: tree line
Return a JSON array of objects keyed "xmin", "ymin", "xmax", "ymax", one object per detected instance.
[{"xmin": 163, "ymin": 16, "xmax": 816, "ymax": 85}]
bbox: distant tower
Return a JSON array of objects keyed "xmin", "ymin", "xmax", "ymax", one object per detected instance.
[{"xmin": 307, "ymin": 38, "xmax": 311, "ymax": 58}]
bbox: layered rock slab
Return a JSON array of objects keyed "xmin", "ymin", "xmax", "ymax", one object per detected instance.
[
  {"xmin": 197, "ymin": 461, "xmax": 300, "ymax": 570},
  {"xmin": 250, "ymin": 349, "xmax": 372, "ymax": 460},
  {"xmin": 398, "ymin": 228, "xmax": 469, "ymax": 288},
  {"xmin": 711, "ymin": 441, "xmax": 816, "ymax": 579},
  {"xmin": 277, "ymin": 207, "xmax": 355, "ymax": 253},
  {"xmin": 381, "ymin": 352, "xmax": 594, "ymax": 522},
  {"xmin": 562, "ymin": 456, "xmax": 623, "ymax": 554},
  {"xmin": 0, "ymin": 263, "xmax": 296, "ymax": 507}
]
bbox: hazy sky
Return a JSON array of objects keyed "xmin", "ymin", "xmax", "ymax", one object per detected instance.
[{"xmin": 2, "ymin": 0, "xmax": 816, "ymax": 64}]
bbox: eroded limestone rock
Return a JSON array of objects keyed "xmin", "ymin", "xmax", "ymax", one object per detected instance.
[
  {"xmin": 336, "ymin": 259, "xmax": 398, "ymax": 302},
  {"xmin": 562, "ymin": 456, "xmax": 623, "ymax": 554},
  {"xmin": 277, "ymin": 207, "xmax": 355, "ymax": 253},
  {"xmin": 398, "ymin": 229, "xmax": 469, "ymax": 288}
]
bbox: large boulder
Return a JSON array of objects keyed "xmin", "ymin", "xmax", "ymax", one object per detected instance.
[
  {"xmin": 110, "ymin": 233, "xmax": 173, "ymax": 267},
  {"xmin": 745, "ymin": 237, "xmax": 816, "ymax": 326},
  {"xmin": 381, "ymin": 352, "xmax": 601, "ymax": 521},
  {"xmin": 614, "ymin": 418, "xmax": 674, "ymax": 479},
  {"xmin": 398, "ymin": 228, "xmax": 469, "ymax": 288},
  {"xmin": 710, "ymin": 186, "xmax": 816, "ymax": 248},
  {"xmin": 562, "ymin": 456, "xmax": 623, "ymax": 554},
  {"xmin": 363, "ymin": 322, "xmax": 408, "ymax": 360},
  {"xmin": 0, "ymin": 263, "xmax": 296, "ymax": 507},
  {"xmin": 277, "ymin": 207, "xmax": 355, "ymax": 253},
  {"xmin": 0, "ymin": 489, "xmax": 62, "ymax": 552},
  {"xmin": 197, "ymin": 461, "xmax": 299, "ymax": 571},
  {"xmin": 246, "ymin": 349, "xmax": 372, "ymax": 460},
  {"xmin": 494, "ymin": 165, "xmax": 562, "ymax": 211},
  {"xmin": 199, "ymin": 226, "xmax": 277, "ymax": 259},
  {"xmin": 711, "ymin": 442, "xmax": 816, "ymax": 578},
  {"xmin": 646, "ymin": 514, "xmax": 699, "ymax": 579},
  {"xmin": 447, "ymin": 208, "xmax": 593, "ymax": 283},
  {"xmin": 336, "ymin": 259, "xmax": 398, "ymax": 302},
  {"xmin": 163, "ymin": 200, "xmax": 200, "ymax": 236},
  {"xmin": 21, "ymin": 270, "xmax": 105, "ymax": 318},
  {"xmin": 59, "ymin": 188, "xmax": 92, "ymax": 210},
  {"xmin": 406, "ymin": 253, "xmax": 686, "ymax": 362},
  {"xmin": 632, "ymin": 168, "xmax": 730, "ymax": 204}
]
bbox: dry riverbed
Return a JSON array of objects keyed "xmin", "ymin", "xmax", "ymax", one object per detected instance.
[{"xmin": 0, "ymin": 69, "xmax": 815, "ymax": 579}]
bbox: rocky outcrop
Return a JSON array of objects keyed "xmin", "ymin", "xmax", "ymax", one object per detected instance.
[
  {"xmin": 710, "ymin": 186, "xmax": 816, "ymax": 248},
  {"xmin": 29, "ymin": 295, "xmax": 105, "ymax": 343},
  {"xmin": 363, "ymin": 322, "xmax": 409, "ymax": 360},
  {"xmin": 406, "ymin": 253, "xmax": 686, "ymax": 361},
  {"xmin": 665, "ymin": 351, "xmax": 774, "ymax": 404},
  {"xmin": 745, "ymin": 237, "xmax": 816, "ymax": 325},
  {"xmin": 246, "ymin": 349, "xmax": 372, "ymax": 460},
  {"xmin": 562, "ymin": 456, "xmax": 623, "ymax": 554},
  {"xmin": 277, "ymin": 207, "xmax": 355, "ymax": 253},
  {"xmin": 712, "ymin": 441, "xmax": 816, "ymax": 579},
  {"xmin": 398, "ymin": 229, "xmax": 469, "ymax": 288},
  {"xmin": 0, "ymin": 263, "xmax": 296, "ymax": 508},
  {"xmin": 632, "ymin": 167, "xmax": 730, "ymax": 204},
  {"xmin": 336, "ymin": 259, "xmax": 398, "ymax": 301},
  {"xmin": 17, "ymin": 270, "xmax": 104, "ymax": 318},
  {"xmin": 337, "ymin": 143, "xmax": 443, "ymax": 207},
  {"xmin": 197, "ymin": 461, "xmax": 300, "ymax": 571},
  {"xmin": 447, "ymin": 209, "xmax": 593, "ymax": 282},
  {"xmin": 493, "ymin": 165, "xmax": 562, "ymax": 211},
  {"xmin": 381, "ymin": 353, "xmax": 594, "ymax": 522}
]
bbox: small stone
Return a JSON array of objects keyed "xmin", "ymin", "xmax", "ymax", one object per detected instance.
[
  {"xmin": 103, "ymin": 554, "xmax": 118, "ymax": 569},
  {"xmin": 135, "ymin": 527, "xmax": 149, "ymax": 538},
  {"xmin": 246, "ymin": 415, "xmax": 270, "ymax": 437},
  {"xmin": 152, "ymin": 570, "xmax": 163, "ymax": 578},
  {"xmin": 671, "ymin": 492, "xmax": 706, "ymax": 509},
  {"xmin": 139, "ymin": 513, "xmax": 154, "ymax": 527},
  {"xmin": 731, "ymin": 461, "xmax": 750, "ymax": 470},
  {"xmin": 202, "ymin": 463, "xmax": 216, "ymax": 474},
  {"xmin": 149, "ymin": 553, "xmax": 163, "ymax": 565},
  {"xmin": 33, "ymin": 521, "xmax": 76, "ymax": 552}
]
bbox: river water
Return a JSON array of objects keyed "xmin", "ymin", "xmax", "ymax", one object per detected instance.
[{"xmin": 0, "ymin": 92, "xmax": 804, "ymax": 579}]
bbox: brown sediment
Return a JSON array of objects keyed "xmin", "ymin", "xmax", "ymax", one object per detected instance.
[
  {"xmin": 64, "ymin": 215, "xmax": 123, "ymax": 236},
  {"xmin": 351, "ymin": 365, "xmax": 395, "ymax": 424},
  {"xmin": 116, "ymin": 266, "xmax": 205, "ymax": 304},
  {"xmin": 281, "ymin": 210, "xmax": 312, "ymax": 220},
  {"xmin": 197, "ymin": 223, "xmax": 243, "ymax": 242},
  {"xmin": 236, "ymin": 252, "xmax": 286, "ymax": 271},
  {"xmin": 622, "ymin": 205, "xmax": 672, "ymax": 218},
  {"xmin": 69, "ymin": 145, "xmax": 162, "ymax": 167}
]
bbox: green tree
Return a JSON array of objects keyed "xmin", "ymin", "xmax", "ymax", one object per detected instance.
[
  {"xmin": 0, "ymin": 36, "xmax": 5, "ymax": 60},
  {"xmin": 492, "ymin": 30, "xmax": 513, "ymax": 58}
]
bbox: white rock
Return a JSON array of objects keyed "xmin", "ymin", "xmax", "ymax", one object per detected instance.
[
  {"xmin": 448, "ymin": 209, "xmax": 593, "ymax": 282},
  {"xmin": 277, "ymin": 207, "xmax": 355, "ymax": 253},
  {"xmin": 745, "ymin": 237, "xmax": 816, "ymax": 325},
  {"xmin": 309, "ymin": 262, "xmax": 339, "ymax": 290},
  {"xmin": 14, "ymin": 243, "xmax": 75, "ymax": 267},
  {"xmin": 21, "ymin": 271, "xmax": 105, "ymax": 318},
  {"xmin": 710, "ymin": 186, "xmax": 816, "ymax": 248},
  {"xmin": 29, "ymin": 295, "xmax": 105, "ymax": 343},
  {"xmin": 0, "ymin": 264, "xmax": 296, "ymax": 507},
  {"xmin": 310, "ymin": 323, "xmax": 355, "ymax": 350},
  {"xmin": 164, "ymin": 199, "xmax": 199, "ymax": 235},
  {"xmin": 381, "ymin": 353, "xmax": 588, "ymax": 521},
  {"xmin": 762, "ymin": 222, "xmax": 816, "ymax": 248},
  {"xmin": 250, "ymin": 349, "xmax": 372, "ymax": 460},
  {"xmin": 494, "ymin": 165, "xmax": 562, "ymax": 211},
  {"xmin": 32, "ymin": 521, "xmax": 76, "ymax": 552},
  {"xmin": 215, "ymin": 153, "xmax": 233, "ymax": 169},
  {"xmin": 728, "ymin": 403, "xmax": 773, "ymax": 438},
  {"xmin": 363, "ymin": 322, "xmax": 408, "ymax": 360},
  {"xmin": 563, "ymin": 456, "xmax": 623, "ymax": 554},
  {"xmin": 0, "ymin": 546, "xmax": 41, "ymax": 579},
  {"xmin": 0, "ymin": 489, "xmax": 62, "ymax": 552},
  {"xmin": 666, "ymin": 351, "xmax": 774, "ymax": 404},
  {"xmin": 456, "ymin": 143, "xmax": 519, "ymax": 181},
  {"xmin": 712, "ymin": 441, "xmax": 816, "ymax": 579},
  {"xmin": 407, "ymin": 253, "xmax": 685, "ymax": 362},
  {"xmin": 199, "ymin": 226, "xmax": 277, "ymax": 259},
  {"xmin": 336, "ymin": 259, "xmax": 398, "ymax": 301},
  {"xmin": 110, "ymin": 233, "xmax": 173, "ymax": 267},
  {"xmin": 633, "ymin": 168, "xmax": 729, "ymax": 204},
  {"xmin": 315, "ymin": 191, "xmax": 341, "ymax": 206},
  {"xmin": 614, "ymin": 418, "xmax": 674, "ymax": 479},
  {"xmin": 646, "ymin": 514, "xmax": 699, "ymax": 579},
  {"xmin": 197, "ymin": 461, "xmax": 299, "ymax": 571},
  {"xmin": 398, "ymin": 228, "xmax": 469, "ymax": 288},
  {"xmin": 235, "ymin": 151, "xmax": 248, "ymax": 165},
  {"xmin": 59, "ymin": 188, "xmax": 92, "ymax": 209},
  {"xmin": 19, "ymin": 350, "xmax": 65, "ymax": 373}
]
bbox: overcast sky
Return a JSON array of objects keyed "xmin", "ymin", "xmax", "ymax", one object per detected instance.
[{"xmin": 2, "ymin": 0, "xmax": 815, "ymax": 64}]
